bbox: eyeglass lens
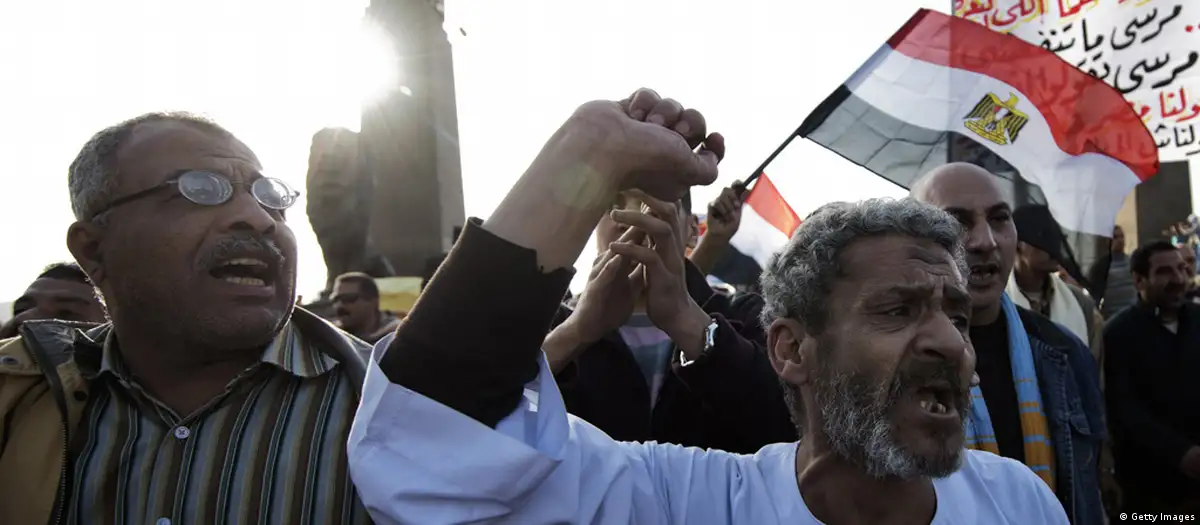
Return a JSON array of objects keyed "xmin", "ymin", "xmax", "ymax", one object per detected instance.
[{"xmin": 178, "ymin": 171, "xmax": 297, "ymax": 210}]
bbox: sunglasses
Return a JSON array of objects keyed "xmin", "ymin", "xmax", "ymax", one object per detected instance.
[
  {"xmin": 331, "ymin": 293, "xmax": 362, "ymax": 305},
  {"xmin": 90, "ymin": 170, "xmax": 300, "ymax": 220}
]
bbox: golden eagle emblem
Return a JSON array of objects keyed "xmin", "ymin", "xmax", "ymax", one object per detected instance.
[{"xmin": 963, "ymin": 93, "xmax": 1029, "ymax": 146}]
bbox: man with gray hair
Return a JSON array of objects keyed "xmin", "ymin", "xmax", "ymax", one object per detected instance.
[
  {"xmin": 346, "ymin": 87, "xmax": 1067, "ymax": 525},
  {"xmin": 0, "ymin": 112, "xmax": 373, "ymax": 523}
]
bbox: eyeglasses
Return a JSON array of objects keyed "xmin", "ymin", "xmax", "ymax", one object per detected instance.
[{"xmin": 90, "ymin": 170, "xmax": 301, "ymax": 220}]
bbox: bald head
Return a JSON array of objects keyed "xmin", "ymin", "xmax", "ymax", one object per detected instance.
[
  {"xmin": 910, "ymin": 162, "xmax": 1016, "ymax": 325},
  {"xmin": 910, "ymin": 163, "xmax": 1002, "ymax": 204}
]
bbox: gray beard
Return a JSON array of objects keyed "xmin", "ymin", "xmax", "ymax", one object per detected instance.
[{"xmin": 813, "ymin": 366, "xmax": 965, "ymax": 480}]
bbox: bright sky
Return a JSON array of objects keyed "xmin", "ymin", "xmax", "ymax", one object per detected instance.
[{"xmin": 0, "ymin": 0, "xmax": 947, "ymax": 316}]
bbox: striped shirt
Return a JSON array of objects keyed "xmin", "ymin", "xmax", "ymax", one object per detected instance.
[
  {"xmin": 65, "ymin": 323, "xmax": 371, "ymax": 525},
  {"xmin": 1101, "ymin": 253, "xmax": 1136, "ymax": 318},
  {"xmin": 617, "ymin": 313, "xmax": 674, "ymax": 408}
]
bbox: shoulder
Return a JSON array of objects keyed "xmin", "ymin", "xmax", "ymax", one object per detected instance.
[
  {"xmin": 0, "ymin": 335, "xmax": 39, "ymax": 376},
  {"xmin": 958, "ymin": 449, "xmax": 1040, "ymax": 484},
  {"xmin": 6, "ymin": 320, "xmax": 104, "ymax": 372},
  {"xmin": 950, "ymin": 451, "xmax": 1068, "ymax": 522},
  {"xmin": 1015, "ymin": 307, "xmax": 1083, "ymax": 352},
  {"xmin": 1101, "ymin": 306, "xmax": 1141, "ymax": 335}
]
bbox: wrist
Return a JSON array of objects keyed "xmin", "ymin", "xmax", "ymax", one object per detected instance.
[{"xmin": 665, "ymin": 302, "xmax": 712, "ymax": 360}]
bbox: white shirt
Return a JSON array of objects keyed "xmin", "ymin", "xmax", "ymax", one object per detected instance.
[{"xmin": 348, "ymin": 335, "xmax": 1068, "ymax": 525}]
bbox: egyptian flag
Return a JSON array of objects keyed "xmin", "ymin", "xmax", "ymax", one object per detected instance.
[
  {"xmin": 794, "ymin": 8, "xmax": 1159, "ymax": 293},
  {"xmin": 703, "ymin": 174, "xmax": 802, "ymax": 286}
]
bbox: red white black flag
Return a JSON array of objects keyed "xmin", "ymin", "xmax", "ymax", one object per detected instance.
[{"xmin": 796, "ymin": 8, "xmax": 1159, "ymax": 291}]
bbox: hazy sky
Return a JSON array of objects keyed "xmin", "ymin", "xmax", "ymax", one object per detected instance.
[{"xmin": 1, "ymin": 0, "xmax": 945, "ymax": 311}]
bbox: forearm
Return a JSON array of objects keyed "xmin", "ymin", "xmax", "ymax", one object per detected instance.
[
  {"xmin": 378, "ymin": 121, "xmax": 617, "ymax": 427},
  {"xmin": 688, "ymin": 233, "xmax": 731, "ymax": 275},
  {"xmin": 483, "ymin": 116, "xmax": 621, "ymax": 271},
  {"xmin": 544, "ymin": 320, "xmax": 594, "ymax": 374}
]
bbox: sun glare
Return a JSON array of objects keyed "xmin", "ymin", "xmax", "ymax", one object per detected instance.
[{"xmin": 354, "ymin": 21, "xmax": 401, "ymax": 108}]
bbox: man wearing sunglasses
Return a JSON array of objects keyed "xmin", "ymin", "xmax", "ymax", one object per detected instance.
[
  {"xmin": 332, "ymin": 272, "xmax": 403, "ymax": 344},
  {"xmin": 0, "ymin": 112, "xmax": 372, "ymax": 524}
]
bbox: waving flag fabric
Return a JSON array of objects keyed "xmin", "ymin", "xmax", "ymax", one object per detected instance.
[
  {"xmin": 703, "ymin": 174, "xmax": 800, "ymax": 287},
  {"xmin": 794, "ymin": 8, "xmax": 1159, "ymax": 291}
]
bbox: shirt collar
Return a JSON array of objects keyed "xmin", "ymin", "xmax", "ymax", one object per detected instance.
[{"xmin": 90, "ymin": 321, "xmax": 338, "ymax": 379}]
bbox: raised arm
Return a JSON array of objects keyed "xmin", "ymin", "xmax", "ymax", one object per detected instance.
[
  {"xmin": 348, "ymin": 89, "xmax": 732, "ymax": 524},
  {"xmin": 375, "ymin": 90, "xmax": 724, "ymax": 427}
]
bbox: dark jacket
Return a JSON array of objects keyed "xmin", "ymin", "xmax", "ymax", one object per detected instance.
[
  {"xmin": 1103, "ymin": 302, "xmax": 1200, "ymax": 506},
  {"xmin": 551, "ymin": 261, "xmax": 796, "ymax": 453},
  {"xmin": 1015, "ymin": 306, "xmax": 1108, "ymax": 524}
]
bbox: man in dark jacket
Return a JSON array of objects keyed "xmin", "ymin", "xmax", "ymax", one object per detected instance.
[
  {"xmin": 913, "ymin": 163, "xmax": 1107, "ymax": 524},
  {"xmin": 542, "ymin": 191, "xmax": 795, "ymax": 453},
  {"xmin": 1104, "ymin": 241, "xmax": 1200, "ymax": 513}
]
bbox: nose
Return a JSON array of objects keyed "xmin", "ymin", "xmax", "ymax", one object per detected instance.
[
  {"xmin": 915, "ymin": 312, "xmax": 972, "ymax": 369},
  {"xmin": 219, "ymin": 186, "xmax": 279, "ymax": 236},
  {"xmin": 966, "ymin": 221, "xmax": 997, "ymax": 253}
]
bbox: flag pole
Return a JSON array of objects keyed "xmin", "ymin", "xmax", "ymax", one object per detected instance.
[{"xmin": 742, "ymin": 130, "xmax": 801, "ymax": 195}]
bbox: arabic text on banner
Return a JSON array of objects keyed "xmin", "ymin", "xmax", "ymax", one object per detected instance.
[{"xmin": 954, "ymin": 0, "xmax": 1200, "ymax": 161}]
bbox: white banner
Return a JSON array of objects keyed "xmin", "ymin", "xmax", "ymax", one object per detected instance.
[{"xmin": 954, "ymin": 0, "xmax": 1200, "ymax": 162}]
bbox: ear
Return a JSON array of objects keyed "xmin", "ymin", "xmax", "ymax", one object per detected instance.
[
  {"xmin": 1132, "ymin": 272, "xmax": 1147, "ymax": 293},
  {"xmin": 767, "ymin": 317, "xmax": 816, "ymax": 387},
  {"xmin": 66, "ymin": 221, "xmax": 107, "ymax": 287}
]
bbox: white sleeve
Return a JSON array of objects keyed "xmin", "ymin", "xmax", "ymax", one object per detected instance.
[{"xmin": 347, "ymin": 334, "xmax": 736, "ymax": 525}]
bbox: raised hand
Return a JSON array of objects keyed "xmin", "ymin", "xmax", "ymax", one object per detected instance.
[
  {"xmin": 705, "ymin": 182, "xmax": 745, "ymax": 241},
  {"xmin": 569, "ymin": 88, "xmax": 725, "ymax": 202},
  {"xmin": 609, "ymin": 191, "xmax": 710, "ymax": 354},
  {"xmin": 569, "ymin": 226, "xmax": 647, "ymax": 344}
]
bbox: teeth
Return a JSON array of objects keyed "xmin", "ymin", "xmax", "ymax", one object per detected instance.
[
  {"xmin": 221, "ymin": 258, "xmax": 267, "ymax": 268},
  {"xmin": 933, "ymin": 402, "xmax": 946, "ymax": 414},
  {"xmin": 919, "ymin": 399, "xmax": 933, "ymax": 411},
  {"xmin": 221, "ymin": 276, "xmax": 267, "ymax": 286}
]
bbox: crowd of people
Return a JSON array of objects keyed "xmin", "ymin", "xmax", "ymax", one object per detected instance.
[{"xmin": 0, "ymin": 88, "xmax": 1197, "ymax": 524}]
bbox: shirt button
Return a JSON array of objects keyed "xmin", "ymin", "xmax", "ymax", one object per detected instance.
[
  {"xmin": 173, "ymin": 426, "xmax": 190, "ymax": 440},
  {"xmin": 156, "ymin": 518, "xmax": 171, "ymax": 525}
]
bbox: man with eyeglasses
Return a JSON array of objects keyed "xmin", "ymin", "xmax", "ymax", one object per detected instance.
[{"xmin": 0, "ymin": 112, "xmax": 373, "ymax": 524}]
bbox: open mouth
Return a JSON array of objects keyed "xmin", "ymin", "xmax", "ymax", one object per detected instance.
[
  {"xmin": 968, "ymin": 262, "xmax": 1000, "ymax": 287},
  {"xmin": 914, "ymin": 382, "xmax": 957, "ymax": 417},
  {"xmin": 208, "ymin": 257, "xmax": 275, "ymax": 287}
]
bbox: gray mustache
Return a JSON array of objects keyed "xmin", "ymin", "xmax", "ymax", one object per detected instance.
[{"xmin": 200, "ymin": 235, "xmax": 286, "ymax": 270}]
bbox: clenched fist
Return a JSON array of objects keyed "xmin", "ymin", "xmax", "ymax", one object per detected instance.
[{"xmin": 566, "ymin": 88, "xmax": 725, "ymax": 202}]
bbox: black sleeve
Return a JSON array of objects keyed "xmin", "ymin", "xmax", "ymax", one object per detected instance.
[
  {"xmin": 377, "ymin": 219, "xmax": 575, "ymax": 428},
  {"xmin": 670, "ymin": 310, "xmax": 798, "ymax": 447},
  {"xmin": 1103, "ymin": 319, "xmax": 1194, "ymax": 468}
]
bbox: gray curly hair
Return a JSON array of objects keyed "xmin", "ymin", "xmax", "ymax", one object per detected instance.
[
  {"xmin": 759, "ymin": 198, "xmax": 968, "ymax": 333},
  {"xmin": 68, "ymin": 112, "xmax": 236, "ymax": 222}
]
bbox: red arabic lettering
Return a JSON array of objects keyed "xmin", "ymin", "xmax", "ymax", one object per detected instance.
[
  {"xmin": 991, "ymin": 5, "xmax": 1019, "ymax": 28},
  {"xmin": 1016, "ymin": 0, "xmax": 1045, "ymax": 19},
  {"xmin": 1177, "ymin": 106, "xmax": 1200, "ymax": 123},
  {"xmin": 1161, "ymin": 87, "xmax": 1188, "ymax": 119},
  {"xmin": 962, "ymin": 0, "xmax": 995, "ymax": 18},
  {"xmin": 1058, "ymin": 0, "xmax": 1098, "ymax": 18}
]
